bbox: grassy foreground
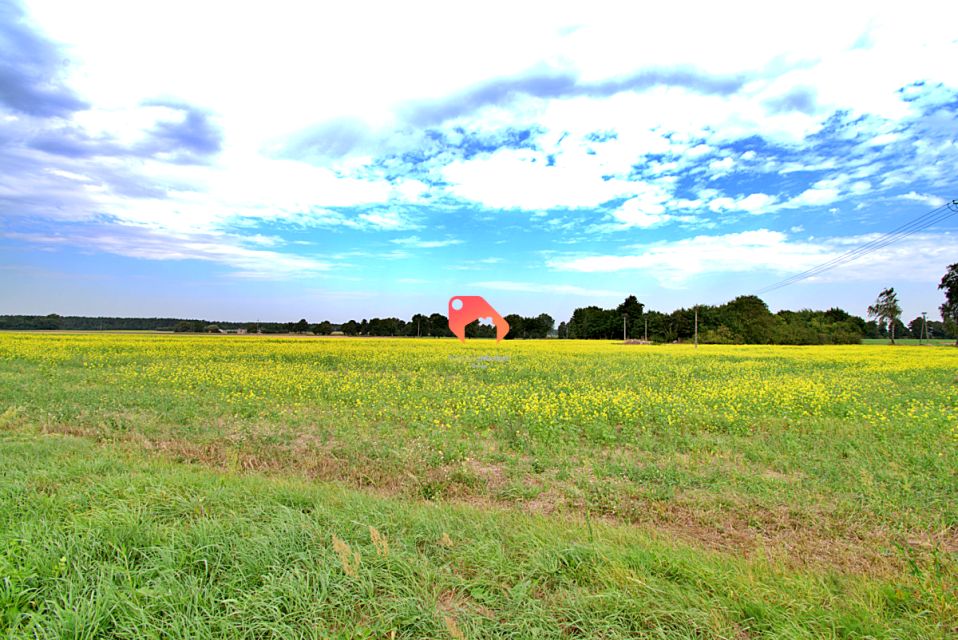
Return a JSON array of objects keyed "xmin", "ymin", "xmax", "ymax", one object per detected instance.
[
  {"xmin": 0, "ymin": 333, "xmax": 956, "ymax": 636},
  {"xmin": 1, "ymin": 432, "xmax": 955, "ymax": 638}
]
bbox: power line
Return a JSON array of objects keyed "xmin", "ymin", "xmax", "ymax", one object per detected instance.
[
  {"xmin": 757, "ymin": 199, "xmax": 956, "ymax": 294},
  {"xmin": 755, "ymin": 198, "xmax": 958, "ymax": 295}
]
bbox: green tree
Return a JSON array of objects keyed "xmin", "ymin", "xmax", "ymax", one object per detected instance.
[
  {"xmin": 427, "ymin": 313, "xmax": 451, "ymax": 337},
  {"xmin": 409, "ymin": 313, "xmax": 428, "ymax": 337},
  {"xmin": 311, "ymin": 321, "xmax": 333, "ymax": 335},
  {"xmin": 867, "ymin": 287, "xmax": 902, "ymax": 344},
  {"xmin": 503, "ymin": 314, "xmax": 523, "ymax": 339},
  {"xmin": 534, "ymin": 313, "xmax": 554, "ymax": 338},
  {"xmin": 720, "ymin": 295, "xmax": 778, "ymax": 344},
  {"xmin": 939, "ymin": 263, "xmax": 958, "ymax": 345},
  {"xmin": 567, "ymin": 306, "xmax": 617, "ymax": 339},
  {"xmin": 615, "ymin": 296, "xmax": 644, "ymax": 339}
]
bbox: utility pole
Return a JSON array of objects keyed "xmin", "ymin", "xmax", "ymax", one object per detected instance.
[
  {"xmin": 694, "ymin": 307, "xmax": 698, "ymax": 349},
  {"xmin": 622, "ymin": 314, "xmax": 627, "ymax": 342},
  {"xmin": 644, "ymin": 317, "xmax": 648, "ymax": 342},
  {"xmin": 921, "ymin": 311, "xmax": 927, "ymax": 345}
]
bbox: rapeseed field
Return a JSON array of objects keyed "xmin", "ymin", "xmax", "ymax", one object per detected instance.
[{"xmin": 0, "ymin": 333, "xmax": 955, "ymax": 637}]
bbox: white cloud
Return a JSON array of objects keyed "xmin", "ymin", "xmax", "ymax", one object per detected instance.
[
  {"xmin": 737, "ymin": 193, "xmax": 777, "ymax": 214},
  {"xmin": 547, "ymin": 229, "xmax": 958, "ymax": 287},
  {"xmin": 391, "ymin": 235, "xmax": 462, "ymax": 248},
  {"xmin": 694, "ymin": 192, "xmax": 778, "ymax": 215},
  {"xmin": 441, "ymin": 147, "xmax": 637, "ymax": 210},
  {"xmin": 548, "ymin": 230, "xmax": 822, "ymax": 285},
  {"xmin": 784, "ymin": 186, "xmax": 841, "ymax": 208},
  {"xmin": 3, "ymin": 228, "xmax": 333, "ymax": 279},
  {"xmin": 607, "ymin": 185, "xmax": 674, "ymax": 228},
  {"xmin": 473, "ymin": 281, "xmax": 624, "ymax": 297},
  {"xmin": 7, "ymin": 0, "xmax": 958, "ymax": 294},
  {"xmin": 898, "ymin": 192, "xmax": 947, "ymax": 207},
  {"xmin": 355, "ymin": 211, "xmax": 420, "ymax": 231}
]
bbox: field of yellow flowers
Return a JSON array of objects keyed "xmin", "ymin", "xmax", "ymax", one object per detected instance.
[
  {"xmin": 2, "ymin": 332, "xmax": 955, "ymax": 558},
  {"xmin": 0, "ymin": 332, "xmax": 956, "ymax": 636},
  {"xmin": 4, "ymin": 332, "xmax": 955, "ymax": 435}
]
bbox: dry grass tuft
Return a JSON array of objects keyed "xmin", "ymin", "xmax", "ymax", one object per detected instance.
[
  {"xmin": 332, "ymin": 534, "xmax": 361, "ymax": 577},
  {"xmin": 369, "ymin": 526, "xmax": 389, "ymax": 557},
  {"xmin": 442, "ymin": 614, "xmax": 465, "ymax": 639}
]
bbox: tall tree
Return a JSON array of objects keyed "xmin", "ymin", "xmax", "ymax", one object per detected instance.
[
  {"xmin": 535, "ymin": 313, "xmax": 555, "ymax": 338},
  {"xmin": 427, "ymin": 313, "xmax": 451, "ymax": 337},
  {"xmin": 939, "ymin": 263, "xmax": 958, "ymax": 345},
  {"xmin": 409, "ymin": 313, "xmax": 428, "ymax": 337},
  {"xmin": 311, "ymin": 321, "xmax": 333, "ymax": 335},
  {"xmin": 867, "ymin": 287, "xmax": 902, "ymax": 344},
  {"xmin": 615, "ymin": 296, "xmax": 644, "ymax": 339}
]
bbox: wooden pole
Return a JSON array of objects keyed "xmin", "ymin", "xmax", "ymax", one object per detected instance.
[{"xmin": 694, "ymin": 307, "xmax": 698, "ymax": 348}]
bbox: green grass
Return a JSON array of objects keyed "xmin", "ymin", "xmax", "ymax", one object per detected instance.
[
  {"xmin": 861, "ymin": 338, "xmax": 956, "ymax": 346},
  {"xmin": 1, "ymin": 432, "xmax": 955, "ymax": 638},
  {"xmin": 0, "ymin": 333, "xmax": 956, "ymax": 636}
]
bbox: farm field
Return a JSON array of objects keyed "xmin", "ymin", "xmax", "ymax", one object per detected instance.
[
  {"xmin": 861, "ymin": 338, "xmax": 956, "ymax": 346},
  {"xmin": 1, "ymin": 333, "xmax": 956, "ymax": 637}
]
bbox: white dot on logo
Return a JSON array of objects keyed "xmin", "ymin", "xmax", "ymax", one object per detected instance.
[{"xmin": 452, "ymin": 298, "xmax": 463, "ymax": 311}]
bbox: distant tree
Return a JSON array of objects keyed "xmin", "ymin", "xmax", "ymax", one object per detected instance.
[
  {"xmin": 823, "ymin": 307, "xmax": 851, "ymax": 323},
  {"xmin": 615, "ymin": 296, "xmax": 644, "ymax": 339},
  {"xmin": 556, "ymin": 321, "xmax": 568, "ymax": 339},
  {"xmin": 503, "ymin": 314, "xmax": 523, "ymax": 339},
  {"xmin": 720, "ymin": 295, "xmax": 777, "ymax": 344},
  {"xmin": 533, "ymin": 313, "xmax": 554, "ymax": 338},
  {"xmin": 311, "ymin": 321, "xmax": 333, "ymax": 335},
  {"xmin": 41, "ymin": 313, "xmax": 63, "ymax": 330},
  {"xmin": 427, "ymin": 313, "xmax": 451, "ymax": 337},
  {"xmin": 891, "ymin": 318, "xmax": 909, "ymax": 341},
  {"xmin": 939, "ymin": 263, "xmax": 958, "ymax": 345},
  {"xmin": 464, "ymin": 320, "xmax": 496, "ymax": 338},
  {"xmin": 341, "ymin": 320, "xmax": 360, "ymax": 336},
  {"xmin": 293, "ymin": 318, "xmax": 309, "ymax": 333},
  {"xmin": 367, "ymin": 317, "xmax": 405, "ymax": 336},
  {"xmin": 867, "ymin": 287, "xmax": 902, "ymax": 344},
  {"xmin": 409, "ymin": 313, "xmax": 429, "ymax": 337},
  {"xmin": 567, "ymin": 305, "xmax": 617, "ymax": 339},
  {"xmin": 204, "ymin": 324, "xmax": 222, "ymax": 333},
  {"xmin": 173, "ymin": 321, "xmax": 194, "ymax": 333},
  {"xmin": 907, "ymin": 316, "xmax": 927, "ymax": 339}
]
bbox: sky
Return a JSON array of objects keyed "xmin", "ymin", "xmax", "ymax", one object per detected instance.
[{"xmin": 1, "ymin": 0, "xmax": 957, "ymax": 324}]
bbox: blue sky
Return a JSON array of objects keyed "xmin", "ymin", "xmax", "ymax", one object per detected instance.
[{"xmin": 1, "ymin": 0, "xmax": 957, "ymax": 323}]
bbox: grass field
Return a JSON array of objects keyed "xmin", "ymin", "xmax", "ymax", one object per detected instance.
[
  {"xmin": 1, "ymin": 333, "xmax": 956, "ymax": 637},
  {"xmin": 861, "ymin": 338, "xmax": 956, "ymax": 346}
]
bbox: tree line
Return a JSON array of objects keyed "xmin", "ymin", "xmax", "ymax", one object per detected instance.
[
  {"xmin": 310, "ymin": 312, "xmax": 555, "ymax": 339},
  {"xmin": 558, "ymin": 295, "xmax": 870, "ymax": 344},
  {"xmin": 4, "ymin": 263, "xmax": 956, "ymax": 344}
]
